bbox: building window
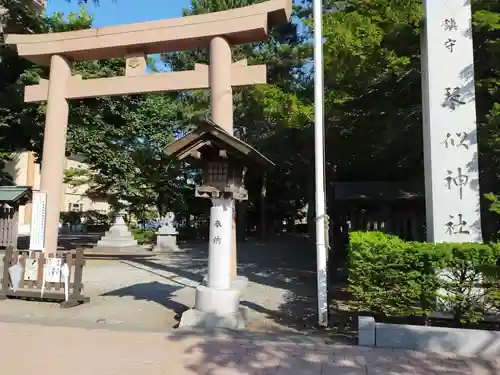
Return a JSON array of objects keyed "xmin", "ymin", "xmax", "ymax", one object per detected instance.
[{"xmin": 68, "ymin": 203, "xmax": 83, "ymax": 212}]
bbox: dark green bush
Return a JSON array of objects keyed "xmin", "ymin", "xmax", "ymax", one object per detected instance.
[
  {"xmin": 132, "ymin": 228, "xmax": 156, "ymax": 245},
  {"xmin": 348, "ymin": 231, "xmax": 500, "ymax": 324},
  {"xmin": 349, "ymin": 232, "xmax": 421, "ymax": 317}
]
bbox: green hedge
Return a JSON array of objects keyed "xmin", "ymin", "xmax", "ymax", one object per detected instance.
[
  {"xmin": 348, "ymin": 231, "xmax": 500, "ymax": 324},
  {"xmin": 132, "ymin": 228, "xmax": 156, "ymax": 245}
]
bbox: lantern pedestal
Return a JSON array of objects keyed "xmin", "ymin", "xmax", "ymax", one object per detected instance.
[
  {"xmin": 95, "ymin": 210, "xmax": 138, "ymax": 249},
  {"xmin": 179, "ymin": 285, "xmax": 249, "ymax": 330},
  {"xmin": 179, "ymin": 197, "xmax": 249, "ymax": 330},
  {"xmin": 179, "ymin": 303, "xmax": 249, "ymax": 331}
]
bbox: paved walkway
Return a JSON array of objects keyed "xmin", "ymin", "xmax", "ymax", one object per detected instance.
[
  {"xmin": 0, "ymin": 322, "xmax": 498, "ymax": 375},
  {"xmin": 0, "ymin": 239, "xmax": 322, "ymax": 334}
]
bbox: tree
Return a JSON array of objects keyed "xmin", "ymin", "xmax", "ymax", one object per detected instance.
[
  {"xmin": 64, "ymin": 59, "xmax": 196, "ymax": 219},
  {"xmin": 39, "ymin": 0, "xmax": 500, "ymax": 241},
  {"xmin": 161, "ymin": 0, "xmax": 313, "ymax": 234},
  {"xmin": 1, "ymin": 3, "xmax": 195, "ymax": 220},
  {"xmin": 0, "ymin": 2, "xmax": 93, "ymax": 183},
  {"xmin": 303, "ymin": 0, "xmax": 500, "ymax": 240}
]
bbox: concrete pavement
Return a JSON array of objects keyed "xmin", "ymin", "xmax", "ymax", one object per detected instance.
[{"xmin": 0, "ymin": 322, "xmax": 498, "ymax": 375}]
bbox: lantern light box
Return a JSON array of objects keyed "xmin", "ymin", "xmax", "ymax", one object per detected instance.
[{"xmin": 166, "ymin": 118, "xmax": 274, "ymax": 201}]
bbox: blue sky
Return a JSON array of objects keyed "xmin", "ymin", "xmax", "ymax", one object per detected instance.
[
  {"xmin": 45, "ymin": 0, "xmax": 191, "ymax": 27},
  {"xmin": 45, "ymin": 0, "xmax": 192, "ymax": 71},
  {"xmin": 44, "ymin": 0, "xmax": 308, "ymax": 71}
]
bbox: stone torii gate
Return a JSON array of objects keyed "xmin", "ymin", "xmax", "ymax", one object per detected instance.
[{"xmin": 6, "ymin": 1, "xmax": 291, "ymax": 266}]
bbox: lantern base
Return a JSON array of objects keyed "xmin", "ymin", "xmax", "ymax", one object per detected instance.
[
  {"xmin": 178, "ymin": 284, "xmax": 248, "ymax": 330},
  {"xmin": 178, "ymin": 306, "xmax": 249, "ymax": 331}
]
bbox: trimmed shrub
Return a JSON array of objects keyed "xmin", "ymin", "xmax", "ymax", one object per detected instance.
[
  {"xmin": 132, "ymin": 228, "xmax": 156, "ymax": 245},
  {"xmin": 348, "ymin": 231, "xmax": 500, "ymax": 324},
  {"xmin": 349, "ymin": 232, "xmax": 424, "ymax": 317}
]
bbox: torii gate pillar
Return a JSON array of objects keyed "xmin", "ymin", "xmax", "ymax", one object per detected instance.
[
  {"xmin": 39, "ymin": 55, "xmax": 72, "ymax": 253},
  {"xmin": 210, "ymin": 36, "xmax": 233, "ymax": 131},
  {"xmin": 209, "ymin": 36, "xmax": 239, "ymax": 281}
]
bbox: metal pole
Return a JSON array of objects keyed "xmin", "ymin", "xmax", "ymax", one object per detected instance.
[{"xmin": 313, "ymin": 0, "xmax": 328, "ymax": 327}]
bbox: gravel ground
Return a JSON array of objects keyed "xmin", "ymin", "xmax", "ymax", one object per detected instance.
[{"xmin": 0, "ymin": 236, "xmax": 320, "ymax": 333}]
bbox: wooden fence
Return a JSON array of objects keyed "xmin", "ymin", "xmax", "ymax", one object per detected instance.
[{"xmin": 0, "ymin": 248, "xmax": 89, "ymax": 308}]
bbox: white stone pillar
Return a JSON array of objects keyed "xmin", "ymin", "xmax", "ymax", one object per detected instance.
[
  {"xmin": 421, "ymin": 0, "xmax": 482, "ymax": 243},
  {"xmin": 207, "ymin": 198, "xmax": 233, "ymax": 290}
]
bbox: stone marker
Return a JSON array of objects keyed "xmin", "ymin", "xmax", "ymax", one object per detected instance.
[
  {"xmin": 153, "ymin": 212, "xmax": 179, "ymax": 252},
  {"xmin": 421, "ymin": 0, "xmax": 483, "ymax": 313},
  {"xmin": 421, "ymin": 0, "xmax": 482, "ymax": 243}
]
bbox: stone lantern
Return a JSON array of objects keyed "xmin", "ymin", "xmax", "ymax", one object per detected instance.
[{"xmin": 166, "ymin": 118, "xmax": 273, "ymax": 328}]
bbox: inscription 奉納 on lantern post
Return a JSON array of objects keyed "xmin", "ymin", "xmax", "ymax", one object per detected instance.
[{"xmin": 421, "ymin": 0, "xmax": 482, "ymax": 243}]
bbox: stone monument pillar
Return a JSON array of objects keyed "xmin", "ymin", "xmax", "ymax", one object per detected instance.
[
  {"xmin": 95, "ymin": 201, "xmax": 138, "ymax": 249},
  {"xmin": 206, "ymin": 198, "xmax": 233, "ymax": 289},
  {"xmin": 153, "ymin": 212, "xmax": 179, "ymax": 252},
  {"xmin": 421, "ymin": 0, "xmax": 482, "ymax": 243}
]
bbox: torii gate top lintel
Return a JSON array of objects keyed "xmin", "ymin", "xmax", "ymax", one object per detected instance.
[{"xmin": 5, "ymin": 0, "xmax": 292, "ymax": 65}]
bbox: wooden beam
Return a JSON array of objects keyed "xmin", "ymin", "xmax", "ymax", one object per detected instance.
[
  {"xmin": 190, "ymin": 150, "xmax": 201, "ymax": 159},
  {"xmin": 25, "ymin": 64, "xmax": 267, "ymax": 103},
  {"xmin": 176, "ymin": 140, "xmax": 211, "ymax": 161}
]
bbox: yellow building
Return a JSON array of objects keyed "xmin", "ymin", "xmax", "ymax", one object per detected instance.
[{"xmin": 4, "ymin": 151, "xmax": 110, "ymax": 234}]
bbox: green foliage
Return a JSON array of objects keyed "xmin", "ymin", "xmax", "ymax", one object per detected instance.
[
  {"xmin": 0, "ymin": 153, "xmax": 14, "ymax": 185},
  {"xmin": 0, "ymin": 4, "xmax": 93, "ymax": 157},
  {"xmin": 63, "ymin": 167, "xmax": 90, "ymax": 187},
  {"xmin": 161, "ymin": 0, "xmax": 313, "ymax": 230},
  {"xmin": 12, "ymin": 0, "xmax": 500, "ymax": 241},
  {"xmin": 132, "ymin": 228, "xmax": 156, "ymax": 245},
  {"xmin": 348, "ymin": 232, "xmax": 427, "ymax": 317},
  {"xmin": 437, "ymin": 242, "xmax": 500, "ymax": 324},
  {"xmin": 348, "ymin": 231, "xmax": 500, "ymax": 325},
  {"xmin": 485, "ymin": 193, "xmax": 500, "ymax": 216},
  {"xmin": 60, "ymin": 209, "xmax": 109, "ymax": 226}
]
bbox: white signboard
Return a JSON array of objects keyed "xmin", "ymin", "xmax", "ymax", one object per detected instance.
[
  {"xmin": 45, "ymin": 258, "xmax": 63, "ymax": 283},
  {"xmin": 29, "ymin": 191, "xmax": 47, "ymax": 251},
  {"xmin": 421, "ymin": 0, "xmax": 482, "ymax": 242},
  {"xmin": 24, "ymin": 259, "xmax": 39, "ymax": 281}
]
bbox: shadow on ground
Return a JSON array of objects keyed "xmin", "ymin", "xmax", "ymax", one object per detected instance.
[
  {"xmin": 17, "ymin": 233, "xmax": 103, "ymax": 250},
  {"xmin": 166, "ymin": 329, "xmax": 500, "ymax": 375},
  {"xmin": 102, "ymin": 281, "xmax": 189, "ymax": 319},
  {"xmin": 114, "ymin": 235, "xmax": 354, "ymax": 338},
  {"xmin": 14, "ymin": 232, "xmax": 351, "ymax": 336}
]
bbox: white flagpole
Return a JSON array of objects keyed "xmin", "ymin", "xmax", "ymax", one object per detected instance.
[{"xmin": 313, "ymin": 0, "xmax": 328, "ymax": 327}]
